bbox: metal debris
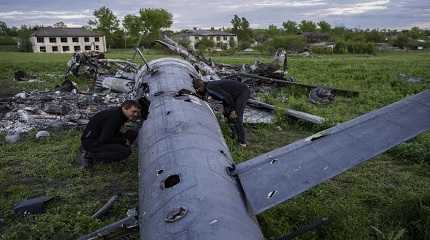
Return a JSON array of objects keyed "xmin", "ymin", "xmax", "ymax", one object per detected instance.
[
  {"xmin": 91, "ymin": 195, "xmax": 119, "ymax": 219},
  {"xmin": 247, "ymin": 99, "xmax": 326, "ymax": 125},
  {"xmin": 156, "ymin": 36, "xmax": 358, "ymax": 99},
  {"xmin": 14, "ymin": 71, "xmax": 37, "ymax": 82},
  {"xmin": 55, "ymin": 79, "xmax": 78, "ymax": 93},
  {"xmin": 243, "ymin": 107, "xmax": 275, "ymax": 124},
  {"xmin": 0, "ymin": 91, "xmax": 131, "ymax": 136},
  {"xmin": 309, "ymin": 87, "xmax": 335, "ymax": 105},
  {"xmin": 78, "ymin": 209, "xmax": 138, "ymax": 240},
  {"xmin": 5, "ymin": 132, "xmax": 22, "ymax": 144},
  {"xmin": 66, "ymin": 51, "xmax": 139, "ymax": 93},
  {"xmin": 399, "ymin": 73, "xmax": 424, "ymax": 83},
  {"xmin": 14, "ymin": 196, "xmax": 54, "ymax": 216},
  {"xmin": 35, "ymin": 130, "xmax": 50, "ymax": 140}
]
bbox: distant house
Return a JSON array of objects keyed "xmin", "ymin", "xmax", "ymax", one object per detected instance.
[
  {"xmin": 416, "ymin": 39, "xmax": 426, "ymax": 50},
  {"xmin": 308, "ymin": 42, "xmax": 335, "ymax": 53},
  {"xmin": 375, "ymin": 42, "xmax": 401, "ymax": 52},
  {"xmin": 31, "ymin": 27, "xmax": 106, "ymax": 53},
  {"xmin": 176, "ymin": 28, "xmax": 238, "ymax": 51}
]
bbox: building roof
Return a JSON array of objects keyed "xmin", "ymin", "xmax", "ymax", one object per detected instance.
[
  {"xmin": 32, "ymin": 27, "xmax": 103, "ymax": 37},
  {"xmin": 179, "ymin": 29, "xmax": 236, "ymax": 37}
]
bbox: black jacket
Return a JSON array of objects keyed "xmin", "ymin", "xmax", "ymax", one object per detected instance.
[
  {"xmin": 81, "ymin": 107, "xmax": 127, "ymax": 150},
  {"xmin": 205, "ymin": 80, "xmax": 249, "ymax": 114}
]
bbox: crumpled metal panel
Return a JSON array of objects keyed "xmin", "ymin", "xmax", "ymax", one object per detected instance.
[{"xmin": 236, "ymin": 90, "xmax": 430, "ymax": 215}]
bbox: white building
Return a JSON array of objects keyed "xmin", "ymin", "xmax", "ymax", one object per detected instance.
[
  {"xmin": 176, "ymin": 28, "xmax": 238, "ymax": 51},
  {"xmin": 31, "ymin": 27, "xmax": 106, "ymax": 53}
]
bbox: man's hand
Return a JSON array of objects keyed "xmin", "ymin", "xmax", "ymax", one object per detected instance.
[{"xmin": 229, "ymin": 111, "xmax": 238, "ymax": 120}]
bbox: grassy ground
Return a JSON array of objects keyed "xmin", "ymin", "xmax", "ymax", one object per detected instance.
[{"xmin": 0, "ymin": 50, "xmax": 430, "ymax": 240}]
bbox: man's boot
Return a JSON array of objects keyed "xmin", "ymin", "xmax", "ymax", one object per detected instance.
[{"xmin": 78, "ymin": 146, "xmax": 92, "ymax": 169}]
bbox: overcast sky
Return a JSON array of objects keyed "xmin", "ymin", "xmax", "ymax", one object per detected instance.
[{"xmin": 0, "ymin": 0, "xmax": 429, "ymax": 30}]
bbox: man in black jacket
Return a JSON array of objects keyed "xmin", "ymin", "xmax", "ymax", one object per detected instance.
[
  {"xmin": 194, "ymin": 79, "xmax": 250, "ymax": 146},
  {"xmin": 79, "ymin": 100, "xmax": 142, "ymax": 168}
]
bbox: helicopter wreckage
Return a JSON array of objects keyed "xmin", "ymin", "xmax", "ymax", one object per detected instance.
[
  {"xmin": 1, "ymin": 38, "xmax": 347, "ymax": 138},
  {"xmin": 2, "ymin": 37, "xmax": 430, "ymax": 240}
]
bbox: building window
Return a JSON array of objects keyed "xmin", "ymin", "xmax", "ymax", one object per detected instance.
[
  {"xmin": 52, "ymin": 46, "xmax": 58, "ymax": 52},
  {"xmin": 216, "ymin": 36, "xmax": 221, "ymax": 41},
  {"xmin": 95, "ymin": 37, "xmax": 99, "ymax": 42},
  {"xmin": 84, "ymin": 37, "xmax": 90, "ymax": 42},
  {"xmin": 74, "ymin": 46, "xmax": 81, "ymax": 52},
  {"xmin": 61, "ymin": 37, "xmax": 67, "ymax": 43},
  {"xmin": 223, "ymin": 36, "xmax": 228, "ymax": 40},
  {"xmin": 37, "ymin": 37, "xmax": 44, "ymax": 43},
  {"xmin": 40, "ymin": 46, "xmax": 46, "ymax": 52},
  {"xmin": 85, "ymin": 45, "xmax": 91, "ymax": 51},
  {"xmin": 62, "ymin": 46, "xmax": 70, "ymax": 52},
  {"xmin": 95, "ymin": 45, "xmax": 99, "ymax": 51},
  {"xmin": 195, "ymin": 36, "xmax": 199, "ymax": 40},
  {"xmin": 49, "ymin": 37, "xmax": 57, "ymax": 43},
  {"xmin": 72, "ymin": 37, "xmax": 79, "ymax": 43}
]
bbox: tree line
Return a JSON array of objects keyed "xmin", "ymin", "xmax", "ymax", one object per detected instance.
[{"xmin": 0, "ymin": 7, "xmax": 429, "ymax": 53}]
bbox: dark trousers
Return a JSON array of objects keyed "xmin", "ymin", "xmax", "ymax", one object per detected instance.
[
  {"xmin": 82, "ymin": 130, "xmax": 138, "ymax": 163},
  {"xmin": 229, "ymin": 89, "xmax": 250, "ymax": 144},
  {"xmin": 85, "ymin": 143, "xmax": 131, "ymax": 163}
]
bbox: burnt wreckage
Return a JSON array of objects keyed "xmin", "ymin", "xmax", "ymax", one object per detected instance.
[
  {"xmin": 1, "ymin": 37, "xmax": 429, "ymax": 239},
  {"xmin": 76, "ymin": 37, "xmax": 430, "ymax": 240}
]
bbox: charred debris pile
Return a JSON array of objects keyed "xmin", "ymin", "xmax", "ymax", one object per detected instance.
[{"xmin": 1, "ymin": 37, "xmax": 359, "ymax": 143}]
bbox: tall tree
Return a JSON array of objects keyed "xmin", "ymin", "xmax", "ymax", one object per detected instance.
[
  {"xmin": 267, "ymin": 24, "xmax": 281, "ymax": 38},
  {"xmin": 90, "ymin": 6, "xmax": 119, "ymax": 49},
  {"xmin": 230, "ymin": 15, "xmax": 253, "ymax": 49},
  {"xmin": 139, "ymin": 8, "xmax": 173, "ymax": 46},
  {"xmin": 317, "ymin": 21, "xmax": 331, "ymax": 33},
  {"xmin": 0, "ymin": 21, "xmax": 8, "ymax": 35},
  {"xmin": 282, "ymin": 20, "xmax": 298, "ymax": 34},
  {"xmin": 17, "ymin": 25, "xmax": 32, "ymax": 52},
  {"xmin": 408, "ymin": 27, "xmax": 424, "ymax": 39},
  {"xmin": 299, "ymin": 20, "xmax": 317, "ymax": 32},
  {"xmin": 123, "ymin": 14, "xmax": 141, "ymax": 37}
]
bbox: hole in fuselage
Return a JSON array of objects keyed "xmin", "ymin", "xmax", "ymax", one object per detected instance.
[
  {"xmin": 166, "ymin": 111, "xmax": 172, "ymax": 115},
  {"xmin": 156, "ymin": 169, "xmax": 164, "ymax": 176},
  {"xmin": 162, "ymin": 174, "xmax": 180, "ymax": 189},
  {"xmin": 267, "ymin": 190, "xmax": 278, "ymax": 199},
  {"xmin": 154, "ymin": 91, "xmax": 164, "ymax": 96},
  {"xmin": 138, "ymin": 96, "xmax": 151, "ymax": 121}
]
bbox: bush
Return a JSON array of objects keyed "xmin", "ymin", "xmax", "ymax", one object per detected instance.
[
  {"xmin": 334, "ymin": 41, "xmax": 375, "ymax": 54},
  {"xmin": 334, "ymin": 41, "xmax": 348, "ymax": 54},
  {"xmin": 238, "ymin": 40, "xmax": 252, "ymax": 50},
  {"xmin": 195, "ymin": 38, "xmax": 215, "ymax": 53},
  {"xmin": 311, "ymin": 46, "xmax": 333, "ymax": 54},
  {"xmin": 387, "ymin": 193, "xmax": 430, "ymax": 240},
  {"xmin": 388, "ymin": 134, "xmax": 430, "ymax": 164},
  {"xmin": 265, "ymin": 35, "xmax": 306, "ymax": 53},
  {"xmin": 0, "ymin": 36, "xmax": 16, "ymax": 45}
]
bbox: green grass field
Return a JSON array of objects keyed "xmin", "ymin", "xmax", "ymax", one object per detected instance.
[{"xmin": 1, "ymin": 50, "xmax": 430, "ymax": 240}]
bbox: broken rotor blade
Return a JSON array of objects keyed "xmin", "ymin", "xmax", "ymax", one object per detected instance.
[
  {"xmin": 239, "ymin": 73, "xmax": 359, "ymax": 97},
  {"xmin": 247, "ymin": 99, "xmax": 325, "ymax": 125},
  {"xmin": 235, "ymin": 89, "xmax": 430, "ymax": 215}
]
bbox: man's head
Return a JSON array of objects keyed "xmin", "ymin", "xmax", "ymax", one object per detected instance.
[
  {"xmin": 121, "ymin": 100, "xmax": 142, "ymax": 121},
  {"xmin": 193, "ymin": 79, "xmax": 206, "ymax": 95}
]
